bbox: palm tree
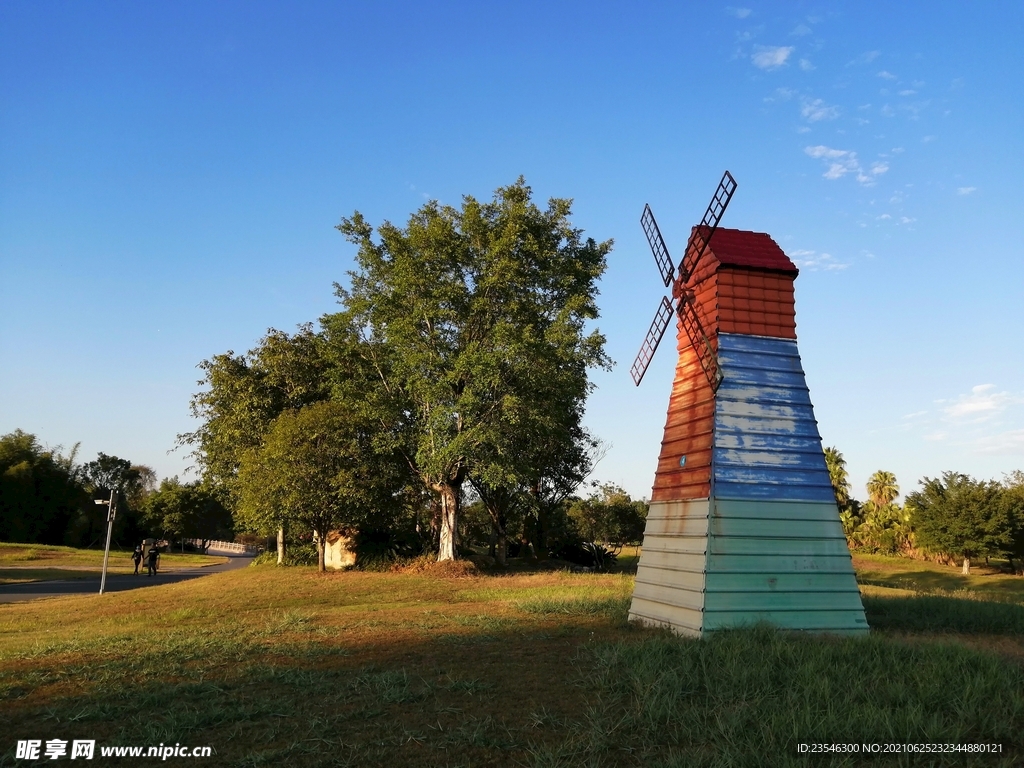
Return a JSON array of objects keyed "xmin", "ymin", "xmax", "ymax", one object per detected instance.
[
  {"xmin": 824, "ymin": 446, "xmax": 851, "ymax": 508},
  {"xmin": 866, "ymin": 470, "xmax": 899, "ymax": 508}
]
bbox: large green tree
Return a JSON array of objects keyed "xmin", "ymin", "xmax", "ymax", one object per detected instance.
[
  {"xmin": 327, "ymin": 179, "xmax": 611, "ymax": 561},
  {"xmin": 180, "ymin": 325, "xmax": 331, "ymax": 497},
  {"xmin": 0, "ymin": 430, "xmax": 86, "ymax": 544},
  {"xmin": 824, "ymin": 446, "xmax": 851, "ymax": 508},
  {"xmin": 179, "ymin": 325, "xmax": 331, "ymax": 559},
  {"xmin": 866, "ymin": 470, "xmax": 900, "ymax": 508},
  {"xmin": 142, "ymin": 479, "xmax": 233, "ymax": 552},
  {"xmin": 1002, "ymin": 471, "xmax": 1024, "ymax": 573},
  {"xmin": 906, "ymin": 472, "xmax": 1009, "ymax": 574},
  {"xmin": 236, "ymin": 401, "xmax": 404, "ymax": 571}
]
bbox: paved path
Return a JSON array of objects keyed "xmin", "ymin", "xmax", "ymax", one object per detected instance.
[{"xmin": 0, "ymin": 553, "xmax": 255, "ymax": 604}]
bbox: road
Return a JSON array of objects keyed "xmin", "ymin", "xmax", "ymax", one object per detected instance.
[{"xmin": 0, "ymin": 553, "xmax": 255, "ymax": 604}]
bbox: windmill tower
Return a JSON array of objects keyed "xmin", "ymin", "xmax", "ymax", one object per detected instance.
[{"xmin": 628, "ymin": 172, "xmax": 867, "ymax": 638}]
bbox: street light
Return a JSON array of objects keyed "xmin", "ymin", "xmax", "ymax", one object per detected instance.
[{"xmin": 95, "ymin": 489, "xmax": 118, "ymax": 595}]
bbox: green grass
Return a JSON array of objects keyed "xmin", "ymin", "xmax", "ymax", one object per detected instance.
[
  {"xmin": 532, "ymin": 626, "xmax": 1024, "ymax": 768},
  {"xmin": 1, "ymin": 554, "xmax": 1023, "ymax": 766}
]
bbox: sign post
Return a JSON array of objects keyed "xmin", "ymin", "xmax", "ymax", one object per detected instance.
[{"xmin": 98, "ymin": 489, "xmax": 118, "ymax": 595}]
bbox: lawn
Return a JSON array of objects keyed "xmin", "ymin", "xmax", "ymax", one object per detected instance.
[
  {"xmin": 0, "ymin": 543, "xmax": 227, "ymax": 584},
  {"xmin": 0, "ymin": 554, "xmax": 1022, "ymax": 767}
]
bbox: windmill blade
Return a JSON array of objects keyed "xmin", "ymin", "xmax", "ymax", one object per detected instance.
[
  {"xmin": 641, "ymin": 204, "xmax": 674, "ymax": 288},
  {"xmin": 677, "ymin": 294, "xmax": 724, "ymax": 392},
  {"xmin": 679, "ymin": 170, "xmax": 738, "ymax": 282},
  {"xmin": 630, "ymin": 296, "xmax": 675, "ymax": 386}
]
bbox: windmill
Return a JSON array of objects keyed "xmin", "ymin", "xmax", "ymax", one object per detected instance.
[{"xmin": 627, "ymin": 172, "xmax": 868, "ymax": 638}]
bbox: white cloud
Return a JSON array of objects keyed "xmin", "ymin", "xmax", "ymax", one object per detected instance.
[
  {"xmin": 877, "ymin": 70, "xmax": 897, "ymax": 80},
  {"xmin": 801, "ymin": 98, "xmax": 839, "ymax": 121},
  {"xmin": 792, "ymin": 24, "xmax": 812, "ymax": 36},
  {"xmin": 943, "ymin": 384, "xmax": 1018, "ymax": 421},
  {"xmin": 973, "ymin": 429, "xmax": 1024, "ymax": 456},
  {"xmin": 923, "ymin": 432, "xmax": 947, "ymax": 442},
  {"xmin": 898, "ymin": 216, "xmax": 916, "ymax": 225},
  {"xmin": 957, "ymin": 186, "xmax": 977, "ymax": 195},
  {"xmin": 871, "ymin": 161, "xmax": 889, "ymax": 175},
  {"xmin": 877, "ymin": 213, "xmax": 891, "ymax": 220},
  {"xmin": 898, "ymin": 89, "xmax": 917, "ymax": 96},
  {"xmin": 891, "ymin": 147, "xmax": 904, "ymax": 153},
  {"xmin": 853, "ymin": 50, "xmax": 881, "ymax": 64},
  {"xmin": 804, "ymin": 145, "xmax": 884, "ymax": 186},
  {"xmin": 764, "ymin": 87, "xmax": 796, "ymax": 103},
  {"xmin": 788, "ymin": 249, "xmax": 849, "ymax": 271},
  {"xmin": 727, "ymin": 7, "xmax": 752, "ymax": 18},
  {"xmin": 799, "ymin": 58, "xmax": 815, "ymax": 71},
  {"xmin": 796, "ymin": 126, "xmax": 811, "ymax": 133},
  {"xmin": 902, "ymin": 411, "xmax": 928, "ymax": 420},
  {"xmin": 880, "ymin": 104, "xmax": 895, "ymax": 117},
  {"xmin": 922, "ymin": 135, "xmax": 936, "ymax": 142},
  {"xmin": 752, "ymin": 45, "xmax": 794, "ymax": 70}
]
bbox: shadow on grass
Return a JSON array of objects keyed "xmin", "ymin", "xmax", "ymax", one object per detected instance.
[{"xmin": 864, "ymin": 593, "xmax": 1024, "ymax": 634}]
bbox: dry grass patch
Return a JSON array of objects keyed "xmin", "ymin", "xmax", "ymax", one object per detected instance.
[{"xmin": 1, "ymin": 556, "xmax": 1023, "ymax": 766}]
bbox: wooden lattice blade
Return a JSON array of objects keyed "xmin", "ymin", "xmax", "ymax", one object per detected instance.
[
  {"xmin": 630, "ymin": 296, "xmax": 674, "ymax": 386},
  {"xmin": 680, "ymin": 170, "xmax": 738, "ymax": 282},
  {"xmin": 677, "ymin": 294, "xmax": 723, "ymax": 392},
  {"xmin": 641, "ymin": 204, "xmax": 674, "ymax": 288}
]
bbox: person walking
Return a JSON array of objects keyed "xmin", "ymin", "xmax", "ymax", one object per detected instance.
[
  {"xmin": 145, "ymin": 543, "xmax": 160, "ymax": 577},
  {"xmin": 131, "ymin": 544, "xmax": 143, "ymax": 575}
]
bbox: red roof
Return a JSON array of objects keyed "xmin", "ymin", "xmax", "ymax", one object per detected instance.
[{"xmin": 701, "ymin": 227, "xmax": 798, "ymax": 275}]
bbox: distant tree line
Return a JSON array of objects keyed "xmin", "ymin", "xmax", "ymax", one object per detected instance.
[
  {"xmin": 825, "ymin": 447, "xmax": 1024, "ymax": 575},
  {"xmin": 0, "ymin": 429, "xmax": 231, "ymax": 550},
  {"xmin": 178, "ymin": 179, "xmax": 643, "ymax": 571}
]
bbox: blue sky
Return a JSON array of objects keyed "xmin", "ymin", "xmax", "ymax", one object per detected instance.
[{"xmin": 2, "ymin": 1, "xmax": 1022, "ymax": 503}]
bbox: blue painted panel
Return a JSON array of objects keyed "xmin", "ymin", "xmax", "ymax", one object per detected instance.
[
  {"xmin": 715, "ymin": 482, "xmax": 835, "ymax": 503},
  {"xmin": 713, "ymin": 333, "xmax": 834, "ymax": 503},
  {"xmin": 715, "ymin": 434, "xmax": 823, "ymax": 452}
]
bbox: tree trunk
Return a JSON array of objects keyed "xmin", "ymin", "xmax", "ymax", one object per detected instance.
[
  {"xmin": 317, "ymin": 533, "xmax": 326, "ymax": 573},
  {"xmin": 484, "ymin": 507, "xmax": 508, "ymax": 566},
  {"xmin": 277, "ymin": 525, "xmax": 286, "ymax": 565},
  {"xmin": 962, "ymin": 555, "xmax": 971, "ymax": 575},
  {"xmin": 436, "ymin": 482, "xmax": 460, "ymax": 561}
]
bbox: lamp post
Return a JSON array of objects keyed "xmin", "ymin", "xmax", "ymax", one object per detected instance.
[{"xmin": 96, "ymin": 489, "xmax": 118, "ymax": 595}]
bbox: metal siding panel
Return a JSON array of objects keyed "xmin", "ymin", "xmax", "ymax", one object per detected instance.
[
  {"xmin": 709, "ymin": 516, "xmax": 843, "ymax": 539},
  {"xmin": 706, "ymin": 553, "xmax": 855, "ymax": 573},
  {"xmin": 704, "ymin": 590, "xmax": 864, "ymax": 612},
  {"xmin": 713, "ymin": 333, "xmax": 835, "ymax": 503},
  {"xmin": 637, "ymin": 549, "xmax": 710, "ymax": 573},
  {"xmin": 704, "ymin": 496, "xmax": 867, "ymax": 635},
  {"xmin": 708, "ymin": 536, "xmax": 853, "ymax": 556},
  {"xmin": 630, "ymin": 499, "xmax": 710, "ymax": 636},
  {"xmin": 713, "ymin": 499, "xmax": 845, "ymax": 521},
  {"xmin": 705, "ymin": 571, "xmax": 859, "ymax": 592},
  {"xmin": 714, "ymin": 481, "xmax": 835, "ymax": 503},
  {"xmin": 627, "ymin": 597, "xmax": 703, "ymax": 637},
  {"xmin": 703, "ymin": 610, "xmax": 868, "ymax": 633}
]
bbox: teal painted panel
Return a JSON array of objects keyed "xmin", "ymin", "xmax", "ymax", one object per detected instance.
[
  {"xmin": 703, "ymin": 609, "xmax": 869, "ymax": 632},
  {"xmin": 709, "ymin": 516, "xmax": 843, "ymax": 539},
  {"xmin": 704, "ymin": 589, "xmax": 864, "ymax": 612},
  {"xmin": 706, "ymin": 553, "xmax": 854, "ymax": 573},
  {"xmin": 713, "ymin": 499, "xmax": 843, "ymax": 521},
  {"xmin": 705, "ymin": 571, "xmax": 860, "ymax": 593},
  {"xmin": 708, "ymin": 537, "xmax": 851, "ymax": 556}
]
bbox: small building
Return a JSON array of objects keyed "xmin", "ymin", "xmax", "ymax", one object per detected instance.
[{"xmin": 322, "ymin": 529, "xmax": 357, "ymax": 570}]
